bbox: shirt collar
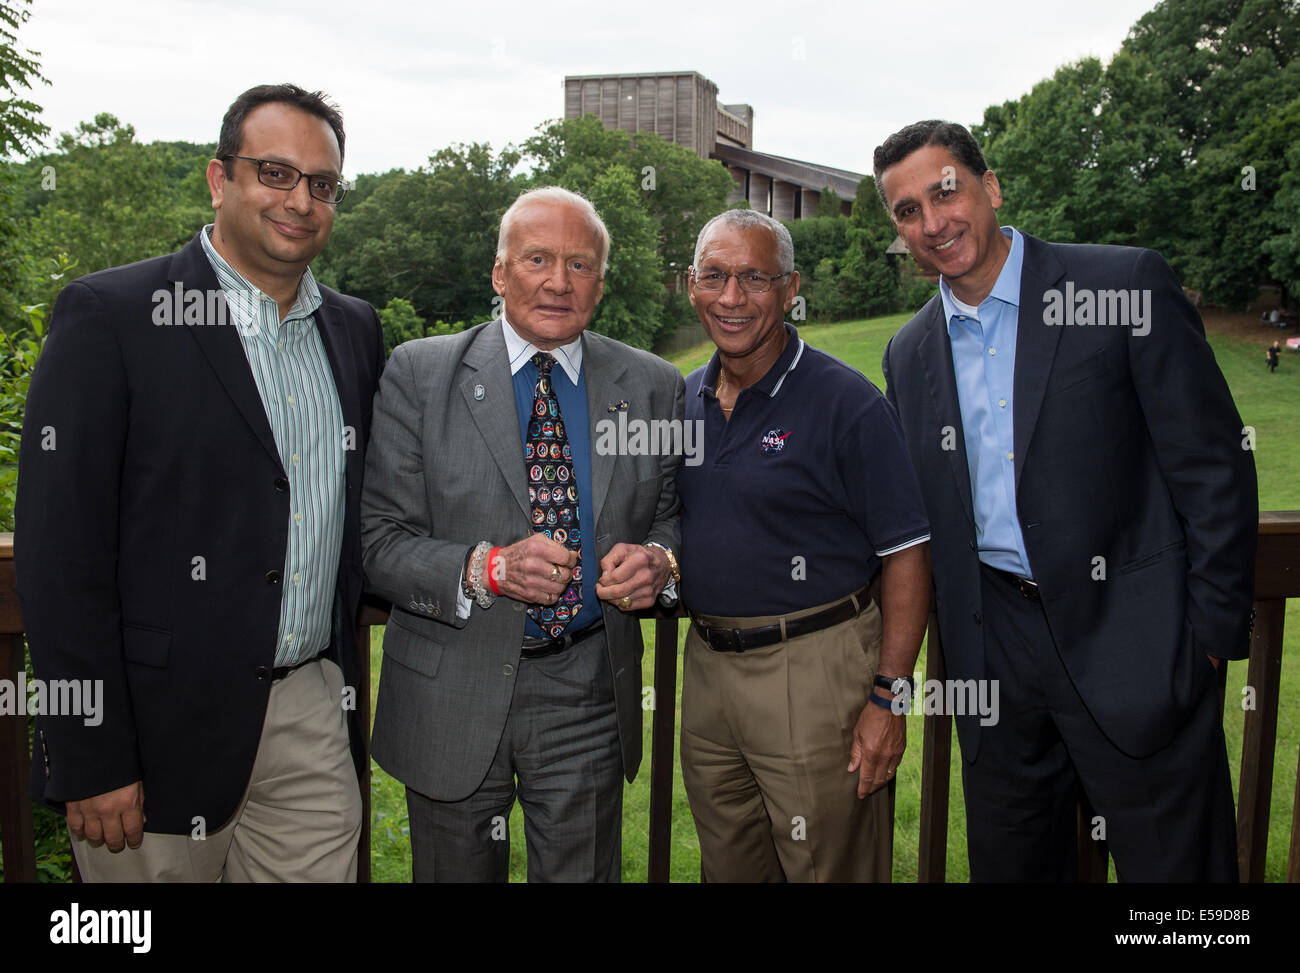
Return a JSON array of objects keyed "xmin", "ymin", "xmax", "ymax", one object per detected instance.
[
  {"xmin": 500, "ymin": 315, "xmax": 583, "ymax": 384},
  {"xmin": 939, "ymin": 225, "xmax": 1023, "ymax": 326},
  {"xmin": 700, "ymin": 322, "xmax": 805, "ymax": 400},
  {"xmin": 200, "ymin": 224, "xmax": 322, "ymax": 326}
]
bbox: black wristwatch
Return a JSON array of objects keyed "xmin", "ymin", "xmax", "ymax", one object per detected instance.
[{"xmin": 874, "ymin": 673, "xmax": 915, "ymax": 697}]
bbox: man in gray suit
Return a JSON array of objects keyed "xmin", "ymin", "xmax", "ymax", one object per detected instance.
[{"xmin": 361, "ymin": 186, "xmax": 684, "ymax": 882}]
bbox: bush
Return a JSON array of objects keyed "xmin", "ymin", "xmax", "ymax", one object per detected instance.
[{"xmin": 0, "ymin": 302, "xmax": 45, "ymax": 532}]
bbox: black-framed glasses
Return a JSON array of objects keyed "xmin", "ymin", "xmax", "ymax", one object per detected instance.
[
  {"xmin": 224, "ymin": 155, "xmax": 348, "ymax": 204},
  {"xmin": 690, "ymin": 268, "xmax": 789, "ymax": 293}
]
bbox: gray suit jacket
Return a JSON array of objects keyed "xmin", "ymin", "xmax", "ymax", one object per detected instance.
[{"xmin": 361, "ymin": 319, "xmax": 684, "ymax": 801}]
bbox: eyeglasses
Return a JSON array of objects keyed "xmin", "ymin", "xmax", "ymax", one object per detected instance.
[
  {"xmin": 223, "ymin": 155, "xmax": 348, "ymax": 204},
  {"xmin": 691, "ymin": 269, "xmax": 789, "ymax": 293}
]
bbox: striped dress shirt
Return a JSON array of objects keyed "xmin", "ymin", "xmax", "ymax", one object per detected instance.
[{"xmin": 200, "ymin": 225, "xmax": 345, "ymax": 666}]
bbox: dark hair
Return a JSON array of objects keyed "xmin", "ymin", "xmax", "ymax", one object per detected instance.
[
  {"xmin": 217, "ymin": 83, "xmax": 345, "ymax": 176},
  {"xmin": 872, "ymin": 120, "xmax": 988, "ymax": 208}
]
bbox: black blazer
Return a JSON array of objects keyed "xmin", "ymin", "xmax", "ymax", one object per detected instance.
[
  {"xmin": 15, "ymin": 232, "xmax": 386, "ymax": 833},
  {"xmin": 882, "ymin": 233, "xmax": 1257, "ymax": 760}
]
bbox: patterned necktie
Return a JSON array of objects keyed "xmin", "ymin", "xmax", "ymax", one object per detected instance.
[{"xmin": 526, "ymin": 352, "xmax": 582, "ymax": 637}]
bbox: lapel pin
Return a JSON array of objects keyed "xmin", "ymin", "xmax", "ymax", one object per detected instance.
[
  {"xmin": 474, "ymin": 384, "xmax": 486, "ymax": 400},
  {"xmin": 607, "ymin": 400, "xmax": 628, "ymax": 413}
]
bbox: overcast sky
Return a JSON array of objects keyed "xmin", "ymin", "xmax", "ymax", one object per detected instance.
[{"xmin": 18, "ymin": 0, "xmax": 1158, "ymax": 179}]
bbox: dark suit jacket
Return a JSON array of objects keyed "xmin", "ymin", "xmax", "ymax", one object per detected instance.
[
  {"xmin": 360, "ymin": 320, "xmax": 684, "ymax": 801},
  {"xmin": 14, "ymin": 231, "xmax": 386, "ymax": 833},
  {"xmin": 882, "ymin": 233, "xmax": 1256, "ymax": 760}
]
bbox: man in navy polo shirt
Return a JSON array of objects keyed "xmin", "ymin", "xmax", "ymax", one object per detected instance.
[{"xmin": 677, "ymin": 209, "xmax": 932, "ymax": 882}]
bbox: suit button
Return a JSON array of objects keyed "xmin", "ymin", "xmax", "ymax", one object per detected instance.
[
  {"xmin": 408, "ymin": 599, "xmax": 418, "ymax": 610},
  {"xmin": 432, "ymin": 605, "xmax": 442, "ymax": 616},
  {"xmin": 972, "ymin": 612, "xmax": 981, "ymax": 625},
  {"xmin": 266, "ymin": 570, "xmax": 281, "ymax": 584},
  {"xmin": 254, "ymin": 666, "xmax": 271, "ymax": 680},
  {"xmin": 513, "ymin": 602, "xmax": 524, "ymax": 612},
  {"xmin": 502, "ymin": 664, "xmax": 514, "ymax": 676},
  {"xmin": 274, "ymin": 477, "xmax": 289, "ymax": 493}
]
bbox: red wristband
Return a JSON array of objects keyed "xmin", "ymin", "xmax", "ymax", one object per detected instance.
[{"xmin": 487, "ymin": 547, "xmax": 502, "ymax": 595}]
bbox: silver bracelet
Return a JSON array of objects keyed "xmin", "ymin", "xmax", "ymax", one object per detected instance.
[{"xmin": 468, "ymin": 540, "xmax": 496, "ymax": 609}]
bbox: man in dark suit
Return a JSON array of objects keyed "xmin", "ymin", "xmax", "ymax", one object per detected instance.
[
  {"xmin": 15, "ymin": 83, "xmax": 385, "ymax": 881},
  {"xmin": 876, "ymin": 120, "xmax": 1256, "ymax": 881},
  {"xmin": 361, "ymin": 186, "xmax": 683, "ymax": 882}
]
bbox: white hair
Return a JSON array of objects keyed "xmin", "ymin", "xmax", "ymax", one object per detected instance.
[
  {"xmin": 693, "ymin": 209, "xmax": 795, "ymax": 274},
  {"xmin": 497, "ymin": 186, "xmax": 611, "ymax": 274}
]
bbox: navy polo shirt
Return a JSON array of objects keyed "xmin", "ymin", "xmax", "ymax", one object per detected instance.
[
  {"xmin": 512, "ymin": 356, "xmax": 598, "ymax": 638},
  {"xmin": 679, "ymin": 323, "xmax": 930, "ymax": 617}
]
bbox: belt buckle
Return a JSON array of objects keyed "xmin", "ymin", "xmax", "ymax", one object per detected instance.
[{"xmin": 707, "ymin": 626, "xmax": 746, "ymax": 653}]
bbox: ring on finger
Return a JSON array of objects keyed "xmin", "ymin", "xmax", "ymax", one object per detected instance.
[
  {"xmin": 549, "ymin": 565, "xmax": 561, "ymax": 583},
  {"xmin": 618, "ymin": 595, "xmax": 632, "ymax": 610}
]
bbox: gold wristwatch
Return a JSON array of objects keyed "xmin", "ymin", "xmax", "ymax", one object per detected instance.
[{"xmin": 644, "ymin": 542, "xmax": 680, "ymax": 606}]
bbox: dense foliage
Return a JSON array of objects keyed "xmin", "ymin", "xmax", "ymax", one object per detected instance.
[{"xmin": 975, "ymin": 0, "xmax": 1300, "ymax": 308}]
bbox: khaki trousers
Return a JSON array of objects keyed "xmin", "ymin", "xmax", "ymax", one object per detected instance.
[
  {"xmin": 72, "ymin": 658, "xmax": 361, "ymax": 882},
  {"xmin": 681, "ymin": 594, "xmax": 892, "ymax": 882}
]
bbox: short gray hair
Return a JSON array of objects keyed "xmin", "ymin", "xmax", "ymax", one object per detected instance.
[
  {"xmin": 692, "ymin": 209, "xmax": 795, "ymax": 274},
  {"xmin": 497, "ymin": 186, "xmax": 611, "ymax": 274}
]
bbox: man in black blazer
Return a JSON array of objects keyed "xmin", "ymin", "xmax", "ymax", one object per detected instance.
[
  {"xmin": 876, "ymin": 120, "xmax": 1256, "ymax": 881},
  {"xmin": 15, "ymin": 84, "xmax": 385, "ymax": 881}
]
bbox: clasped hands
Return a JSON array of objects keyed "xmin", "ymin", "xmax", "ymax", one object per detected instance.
[{"xmin": 492, "ymin": 534, "xmax": 671, "ymax": 612}]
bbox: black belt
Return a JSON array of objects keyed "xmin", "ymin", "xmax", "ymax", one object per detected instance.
[
  {"xmin": 520, "ymin": 620, "xmax": 605, "ymax": 660},
  {"xmin": 982, "ymin": 563, "xmax": 1041, "ymax": 602},
  {"xmin": 272, "ymin": 652, "xmax": 322, "ymax": 681},
  {"xmin": 693, "ymin": 584, "xmax": 873, "ymax": 653}
]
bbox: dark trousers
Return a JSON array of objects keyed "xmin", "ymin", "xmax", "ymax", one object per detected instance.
[
  {"xmin": 961, "ymin": 564, "xmax": 1238, "ymax": 882},
  {"xmin": 405, "ymin": 632, "xmax": 623, "ymax": 883}
]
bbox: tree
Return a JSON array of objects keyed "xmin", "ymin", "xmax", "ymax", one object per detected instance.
[
  {"xmin": 24, "ymin": 115, "xmax": 211, "ymax": 307},
  {"xmin": 580, "ymin": 164, "xmax": 665, "ymax": 348},
  {"xmin": 524, "ymin": 114, "xmax": 733, "ymax": 344},
  {"xmin": 316, "ymin": 143, "xmax": 526, "ymax": 325},
  {"xmin": 0, "ymin": 0, "xmax": 48, "ymax": 334},
  {"xmin": 974, "ymin": 0, "xmax": 1300, "ymax": 307},
  {"xmin": 0, "ymin": 0, "xmax": 47, "ymax": 158},
  {"xmin": 1264, "ymin": 138, "xmax": 1300, "ymax": 302},
  {"xmin": 836, "ymin": 175, "xmax": 901, "ymax": 318},
  {"xmin": 816, "ymin": 185, "xmax": 843, "ymax": 218}
]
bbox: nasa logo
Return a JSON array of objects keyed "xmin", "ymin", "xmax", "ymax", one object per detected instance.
[{"xmin": 760, "ymin": 428, "xmax": 791, "ymax": 454}]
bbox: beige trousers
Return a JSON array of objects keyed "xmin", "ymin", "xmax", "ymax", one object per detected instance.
[
  {"xmin": 72, "ymin": 658, "xmax": 361, "ymax": 882},
  {"xmin": 681, "ymin": 595, "xmax": 892, "ymax": 882}
]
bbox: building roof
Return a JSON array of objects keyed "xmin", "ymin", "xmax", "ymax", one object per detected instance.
[{"xmin": 711, "ymin": 143, "xmax": 864, "ymax": 200}]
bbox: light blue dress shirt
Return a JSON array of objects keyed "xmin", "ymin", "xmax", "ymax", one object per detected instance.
[{"xmin": 939, "ymin": 226, "xmax": 1034, "ymax": 579}]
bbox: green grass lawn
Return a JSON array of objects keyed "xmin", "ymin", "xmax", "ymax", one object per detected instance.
[{"xmin": 367, "ymin": 313, "xmax": 1300, "ymax": 883}]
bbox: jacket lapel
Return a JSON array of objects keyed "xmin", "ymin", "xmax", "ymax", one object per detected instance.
[
  {"xmin": 917, "ymin": 299, "xmax": 976, "ymax": 530},
  {"xmin": 171, "ymin": 234, "xmax": 283, "ymax": 470},
  {"xmin": 313, "ymin": 295, "xmax": 363, "ymax": 487},
  {"xmin": 581, "ymin": 332, "xmax": 629, "ymax": 528},
  {"xmin": 1012, "ymin": 234, "xmax": 1067, "ymax": 491},
  {"xmin": 460, "ymin": 321, "xmax": 531, "ymax": 521}
]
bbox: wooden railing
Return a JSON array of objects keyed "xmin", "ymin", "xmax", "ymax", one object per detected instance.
[{"xmin": 3, "ymin": 516, "xmax": 1299, "ymax": 882}]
